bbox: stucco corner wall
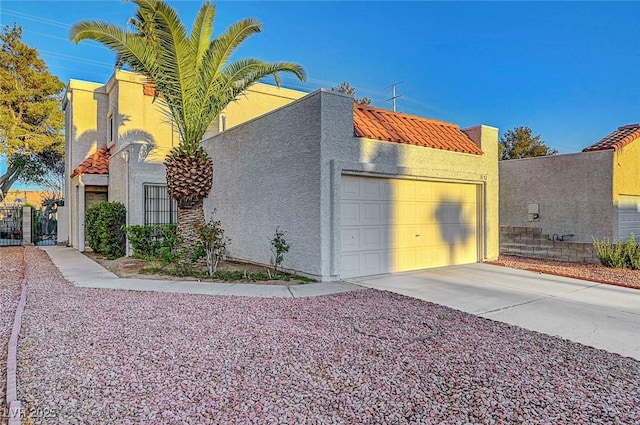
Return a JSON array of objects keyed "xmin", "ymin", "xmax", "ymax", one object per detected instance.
[
  {"xmin": 499, "ymin": 151, "xmax": 615, "ymax": 243},
  {"xmin": 463, "ymin": 124, "xmax": 500, "ymax": 260},
  {"xmin": 202, "ymin": 91, "xmax": 324, "ymax": 279}
]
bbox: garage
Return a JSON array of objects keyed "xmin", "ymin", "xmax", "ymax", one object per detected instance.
[
  {"xmin": 341, "ymin": 174, "xmax": 480, "ymax": 278},
  {"xmin": 618, "ymin": 195, "xmax": 640, "ymax": 241}
]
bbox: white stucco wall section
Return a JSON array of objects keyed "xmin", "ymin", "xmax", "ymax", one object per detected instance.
[
  {"xmin": 203, "ymin": 90, "xmax": 498, "ymax": 281},
  {"xmin": 203, "ymin": 91, "xmax": 324, "ymax": 278},
  {"xmin": 499, "ymin": 151, "xmax": 615, "ymax": 242}
]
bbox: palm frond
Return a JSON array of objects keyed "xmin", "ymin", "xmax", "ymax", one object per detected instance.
[
  {"xmin": 190, "ymin": 2, "xmax": 215, "ymax": 71},
  {"xmin": 209, "ymin": 18, "xmax": 262, "ymax": 78},
  {"xmin": 70, "ymin": 21, "xmax": 157, "ymax": 75},
  {"xmin": 71, "ymin": 0, "xmax": 305, "ymax": 153}
]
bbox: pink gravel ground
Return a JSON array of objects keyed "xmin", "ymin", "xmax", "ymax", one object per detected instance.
[
  {"xmin": 492, "ymin": 255, "xmax": 640, "ymax": 290},
  {"xmin": 15, "ymin": 247, "xmax": 640, "ymax": 424},
  {"xmin": 0, "ymin": 247, "xmax": 23, "ymax": 425}
]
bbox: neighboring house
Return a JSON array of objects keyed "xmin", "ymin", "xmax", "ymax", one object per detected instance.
[
  {"xmin": 500, "ymin": 124, "xmax": 640, "ymax": 261},
  {"xmin": 1, "ymin": 190, "xmax": 52, "ymax": 207},
  {"xmin": 202, "ymin": 90, "xmax": 499, "ymax": 281},
  {"xmin": 59, "ymin": 69, "xmax": 306, "ymax": 251}
]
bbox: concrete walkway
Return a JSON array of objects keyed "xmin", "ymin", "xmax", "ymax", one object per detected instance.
[
  {"xmin": 349, "ymin": 263, "xmax": 640, "ymax": 360},
  {"xmin": 41, "ymin": 246, "xmax": 361, "ymax": 298}
]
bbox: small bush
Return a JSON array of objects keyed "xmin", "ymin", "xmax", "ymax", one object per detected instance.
[
  {"xmin": 195, "ymin": 210, "xmax": 230, "ymax": 276},
  {"xmin": 85, "ymin": 201, "xmax": 126, "ymax": 259},
  {"xmin": 270, "ymin": 226, "xmax": 290, "ymax": 275},
  {"xmin": 593, "ymin": 235, "xmax": 640, "ymax": 269},
  {"xmin": 125, "ymin": 224, "xmax": 178, "ymax": 264}
]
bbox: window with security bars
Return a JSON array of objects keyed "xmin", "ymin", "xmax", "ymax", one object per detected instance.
[{"xmin": 144, "ymin": 184, "xmax": 177, "ymax": 225}]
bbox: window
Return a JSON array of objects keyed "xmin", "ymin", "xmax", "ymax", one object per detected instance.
[
  {"xmin": 144, "ymin": 184, "xmax": 177, "ymax": 225},
  {"xmin": 108, "ymin": 114, "xmax": 115, "ymax": 143}
]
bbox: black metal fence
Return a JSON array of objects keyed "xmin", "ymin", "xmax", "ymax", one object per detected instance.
[{"xmin": 0, "ymin": 206, "xmax": 22, "ymax": 246}]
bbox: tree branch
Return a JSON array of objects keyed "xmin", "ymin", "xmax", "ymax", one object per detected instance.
[{"xmin": 0, "ymin": 166, "xmax": 21, "ymax": 199}]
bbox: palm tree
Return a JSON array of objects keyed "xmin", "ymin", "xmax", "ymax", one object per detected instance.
[{"xmin": 70, "ymin": 0, "xmax": 305, "ymax": 249}]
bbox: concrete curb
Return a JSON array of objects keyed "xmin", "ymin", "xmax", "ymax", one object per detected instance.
[
  {"xmin": 40, "ymin": 246, "xmax": 362, "ymax": 299},
  {"xmin": 6, "ymin": 246, "xmax": 28, "ymax": 425}
]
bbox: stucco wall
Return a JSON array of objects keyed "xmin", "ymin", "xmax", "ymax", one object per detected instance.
[
  {"xmin": 204, "ymin": 83, "xmax": 306, "ymax": 139},
  {"xmin": 499, "ymin": 151, "xmax": 615, "ymax": 243},
  {"xmin": 111, "ymin": 70, "xmax": 179, "ymax": 163},
  {"xmin": 202, "ymin": 91, "xmax": 323, "ymax": 277},
  {"xmin": 613, "ymin": 137, "xmax": 640, "ymax": 203},
  {"xmin": 110, "ymin": 143, "xmax": 167, "ymax": 255},
  {"xmin": 63, "ymin": 80, "xmax": 108, "ymax": 249},
  {"xmin": 203, "ymin": 90, "xmax": 499, "ymax": 280}
]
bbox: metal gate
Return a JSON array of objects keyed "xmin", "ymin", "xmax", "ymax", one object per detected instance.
[
  {"xmin": 0, "ymin": 206, "xmax": 23, "ymax": 246},
  {"xmin": 32, "ymin": 203, "xmax": 58, "ymax": 246}
]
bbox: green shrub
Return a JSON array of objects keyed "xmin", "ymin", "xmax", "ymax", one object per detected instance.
[
  {"xmin": 625, "ymin": 235, "xmax": 640, "ymax": 269},
  {"xmin": 593, "ymin": 235, "xmax": 640, "ymax": 269},
  {"xmin": 195, "ymin": 210, "xmax": 230, "ymax": 276},
  {"xmin": 85, "ymin": 201, "xmax": 126, "ymax": 259},
  {"xmin": 125, "ymin": 224, "xmax": 178, "ymax": 264},
  {"xmin": 270, "ymin": 226, "xmax": 290, "ymax": 275}
]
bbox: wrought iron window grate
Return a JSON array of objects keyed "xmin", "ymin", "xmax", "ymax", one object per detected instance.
[{"xmin": 144, "ymin": 185, "xmax": 177, "ymax": 225}]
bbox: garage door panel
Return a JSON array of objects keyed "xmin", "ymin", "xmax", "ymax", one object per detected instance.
[
  {"xmin": 341, "ymin": 253, "xmax": 361, "ymax": 277},
  {"xmin": 342, "ymin": 178, "xmax": 361, "ymax": 199},
  {"xmin": 360, "ymin": 202, "xmax": 381, "ymax": 225},
  {"xmin": 393, "ymin": 248, "xmax": 416, "ymax": 272},
  {"xmin": 341, "ymin": 229, "xmax": 361, "ymax": 252},
  {"xmin": 341, "ymin": 201, "xmax": 360, "ymax": 225},
  {"xmin": 439, "ymin": 223, "xmax": 476, "ymax": 245},
  {"xmin": 395, "ymin": 180, "xmax": 417, "ymax": 200},
  {"xmin": 416, "ymin": 203, "xmax": 433, "ymax": 223},
  {"xmin": 395, "ymin": 226, "xmax": 418, "ymax": 249},
  {"xmin": 340, "ymin": 175, "xmax": 480, "ymax": 278},
  {"xmin": 394, "ymin": 202, "xmax": 417, "ymax": 224},
  {"xmin": 618, "ymin": 195, "xmax": 640, "ymax": 240},
  {"xmin": 362, "ymin": 252, "xmax": 387, "ymax": 275},
  {"xmin": 361, "ymin": 180, "xmax": 382, "ymax": 199},
  {"xmin": 415, "ymin": 183, "xmax": 434, "ymax": 201},
  {"xmin": 361, "ymin": 228, "xmax": 384, "ymax": 250}
]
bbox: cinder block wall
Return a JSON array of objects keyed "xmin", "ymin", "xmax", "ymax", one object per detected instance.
[{"xmin": 500, "ymin": 226, "xmax": 599, "ymax": 263}]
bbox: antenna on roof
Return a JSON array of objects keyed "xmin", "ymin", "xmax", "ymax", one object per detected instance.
[{"xmin": 386, "ymin": 81, "xmax": 404, "ymax": 112}]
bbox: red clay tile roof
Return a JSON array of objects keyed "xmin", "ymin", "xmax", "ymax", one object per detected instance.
[
  {"xmin": 582, "ymin": 124, "xmax": 640, "ymax": 152},
  {"xmin": 143, "ymin": 81, "xmax": 156, "ymax": 97},
  {"xmin": 353, "ymin": 104, "xmax": 483, "ymax": 155},
  {"xmin": 70, "ymin": 147, "xmax": 110, "ymax": 178}
]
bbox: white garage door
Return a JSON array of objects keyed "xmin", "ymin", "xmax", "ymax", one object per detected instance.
[
  {"xmin": 618, "ymin": 195, "xmax": 640, "ymax": 241},
  {"xmin": 341, "ymin": 175, "xmax": 480, "ymax": 278}
]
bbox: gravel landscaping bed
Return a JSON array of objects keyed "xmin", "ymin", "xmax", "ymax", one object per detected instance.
[
  {"xmin": 17, "ymin": 247, "xmax": 640, "ymax": 424},
  {"xmin": 491, "ymin": 255, "xmax": 640, "ymax": 290},
  {"xmin": 0, "ymin": 247, "xmax": 24, "ymax": 424}
]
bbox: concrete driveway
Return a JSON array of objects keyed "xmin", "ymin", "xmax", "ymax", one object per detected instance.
[{"xmin": 347, "ymin": 263, "xmax": 640, "ymax": 360}]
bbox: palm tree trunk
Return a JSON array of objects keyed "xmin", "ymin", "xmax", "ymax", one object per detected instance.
[{"xmin": 176, "ymin": 201, "xmax": 204, "ymax": 250}]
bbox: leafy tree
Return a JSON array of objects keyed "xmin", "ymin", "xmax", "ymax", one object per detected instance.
[
  {"xmin": 331, "ymin": 81, "xmax": 371, "ymax": 105},
  {"xmin": 498, "ymin": 126, "xmax": 557, "ymax": 160},
  {"xmin": 71, "ymin": 0, "xmax": 306, "ymax": 250},
  {"xmin": 0, "ymin": 24, "xmax": 65, "ymax": 198}
]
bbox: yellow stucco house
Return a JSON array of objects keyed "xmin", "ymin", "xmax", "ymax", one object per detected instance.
[
  {"xmin": 59, "ymin": 69, "xmax": 306, "ymax": 251},
  {"xmin": 61, "ymin": 70, "xmax": 500, "ymax": 280}
]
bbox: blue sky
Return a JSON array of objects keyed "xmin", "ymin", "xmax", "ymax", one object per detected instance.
[{"xmin": 1, "ymin": 0, "xmax": 639, "ymax": 157}]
